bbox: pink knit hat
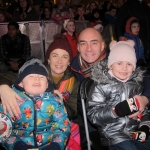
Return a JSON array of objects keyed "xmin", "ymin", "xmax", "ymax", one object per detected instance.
[{"xmin": 108, "ymin": 40, "xmax": 137, "ymax": 70}]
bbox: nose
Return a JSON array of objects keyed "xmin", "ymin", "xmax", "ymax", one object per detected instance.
[
  {"xmin": 57, "ymin": 57, "xmax": 62, "ymax": 63},
  {"xmin": 87, "ymin": 43, "xmax": 92, "ymax": 52},
  {"xmin": 123, "ymin": 64, "xmax": 127, "ymax": 70},
  {"xmin": 34, "ymin": 76, "xmax": 40, "ymax": 81}
]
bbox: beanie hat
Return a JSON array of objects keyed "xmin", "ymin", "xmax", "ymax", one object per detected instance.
[
  {"xmin": 45, "ymin": 34, "xmax": 73, "ymax": 62},
  {"xmin": 16, "ymin": 58, "xmax": 49, "ymax": 84},
  {"xmin": 108, "ymin": 40, "xmax": 137, "ymax": 70}
]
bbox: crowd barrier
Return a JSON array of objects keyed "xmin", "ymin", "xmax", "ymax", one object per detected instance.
[{"xmin": 0, "ymin": 21, "xmax": 90, "ymax": 62}]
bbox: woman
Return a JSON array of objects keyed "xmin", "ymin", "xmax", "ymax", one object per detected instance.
[
  {"xmin": 0, "ymin": 34, "xmax": 79, "ymax": 120},
  {"xmin": 12, "ymin": 0, "xmax": 38, "ymax": 21}
]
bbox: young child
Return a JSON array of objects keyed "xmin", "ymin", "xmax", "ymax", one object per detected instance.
[
  {"xmin": 124, "ymin": 17, "xmax": 145, "ymax": 66},
  {"xmin": 87, "ymin": 40, "xmax": 150, "ymax": 150},
  {"xmin": 63, "ymin": 19, "xmax": 78, "ymax": 58},
  {"xmin": 0, "ymin": 58, "xmax": 70, "ymax": 150}
]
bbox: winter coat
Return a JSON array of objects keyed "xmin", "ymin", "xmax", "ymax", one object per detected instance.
[
  {"xmin": 46, "ymin": 65, "xmax": 80, "ymax": 120},
  {"xmin": 115, "ymin": 0, "xmax": 150, "ymax": 59},
  {"xmin": 124, "ymin": 33, "xmax": 145, "ymax": 60},
  {"xmin": 0, "ymin": 85, "xmax": 70, "ymax": 150},
  {"xmin": 86, "ymin": 60, "xmax": 150, "ymax": 146}
]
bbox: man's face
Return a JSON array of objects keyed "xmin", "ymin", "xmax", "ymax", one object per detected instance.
[
  {"xmin": 110, "ymin": 9, "xmax": 117, "ymax": 17},
  {"xmin": 8, "ymin": 25, "xmax": 18, "ymax": 38},
  {"xmin": 77, "ymin": 28, "xmax": 104, "ymax": 63},
  {"xmin": 77, "ymin": 7, "xmax": 84, "ymax": 16}
]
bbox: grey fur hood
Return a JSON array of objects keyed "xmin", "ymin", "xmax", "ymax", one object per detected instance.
[{"xmin": 91, "ymin": 59, "xmax": 146, "ymax": 84}]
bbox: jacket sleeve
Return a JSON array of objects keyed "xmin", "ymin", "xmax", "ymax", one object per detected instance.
[
  {"xmin": 18, "ymin": 36, "xmax": 31, "ymax": 67},
  {"xmin": 0, "ymin": 37, "xmax": 8, "ymax": 61},
  {"xmin": 142, "ymin": 74, "xmax": 150, "ymax": 105},
  {"xmin": 86, "ymin": 83, "xmax": 117, "ymax": 127},
  {"xmin": 52, "ymin": 95, "xmax": 70, "ymax": 150},
  {"xmin": 0, "ymin": 72, "xmax": 18, "ymax": 86},
  {"xmin": 139, "ymin": 107, "xmax": 150, "ymax": 128},
  {"xmin": 63, "ymin": 78, "xmax": 79, "ymax": 120}
]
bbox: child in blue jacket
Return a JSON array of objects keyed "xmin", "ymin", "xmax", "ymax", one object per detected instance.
[
  {"xmin": 124, "ymin": 17, "xmax": 145, "ymax": 66},
  {"xmin": 0, "ymin": 58, "xmax": 70, "ymax": 150}
]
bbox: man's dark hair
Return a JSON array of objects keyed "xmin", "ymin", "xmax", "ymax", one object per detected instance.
[
  {"xmin": 76, "ymin": 5, "xmax": 84, "ymax": 11},
  {"xmin": 8, "ymin": 21, "xmax": 19, "ymax": 30},
  {"xmin": 109, "ymin": 5, "xmax": 117, "ymax": 11}
]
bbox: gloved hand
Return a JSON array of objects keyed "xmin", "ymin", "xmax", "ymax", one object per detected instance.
[
  {"xmin": 115, "ymin": 97, "xmax": 140, "ymax": 117},
  {"xmin": 131, "ymin": 125, "xmax": 149, "ymax": 142}
]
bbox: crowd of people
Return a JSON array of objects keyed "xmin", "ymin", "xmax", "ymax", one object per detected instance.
[{"xmin": 0, "ymin": 0, "xmax": 150, "ymax": 150}]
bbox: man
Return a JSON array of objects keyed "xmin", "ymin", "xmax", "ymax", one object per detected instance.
[
  {"xmin": 74, "ymin": 5, "xmax": 89, "ymax": 21},
  {"xmin": 0, "ymin": 21, "xmax": 31, "ymax": 73},
  {"xmin": 71, "ymin": 27, "xmax": 148, "ymax": 109},
  {"xmin": 115, "ymin": 0, "xmax": 150, "ymax": 63}
]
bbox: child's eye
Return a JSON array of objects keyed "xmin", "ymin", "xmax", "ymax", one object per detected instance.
[{"xmin": 127, "ymin": 63, "xmax": 132, "ymax": 66}]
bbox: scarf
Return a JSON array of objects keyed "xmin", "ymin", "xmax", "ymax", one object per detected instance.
[{"xmin": 79, "ymin": 50, "xmax": 106, "ymax": 78}]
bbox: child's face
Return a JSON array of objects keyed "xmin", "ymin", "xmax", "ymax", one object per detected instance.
[
  {"xmin": 110, "ymin": 9, "xmax": 117, "ymax": 17},
  {"xmin": 65, "ymin": 21, "xmax": 75, "ymax": 32},
  {"xmin": 110, "ymin": 61, "xmax": 134, "ymax": 80},
  {"xmin": 18, "ymin": 74, "xmax": 48, "ymax": 95},
  {"xmin": 131, "ymin": 23, "xmax": 140, "ymax": 36}
]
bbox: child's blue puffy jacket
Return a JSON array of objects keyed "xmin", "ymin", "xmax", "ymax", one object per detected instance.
[{"xmin": 0, "ymin": 86, "xmax": 70, "ymax": 150}]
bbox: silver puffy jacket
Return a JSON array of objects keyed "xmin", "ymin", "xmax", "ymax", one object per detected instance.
[{"xmin": 86, "ymin": 61, "xmax": 150, "ymax": 146}]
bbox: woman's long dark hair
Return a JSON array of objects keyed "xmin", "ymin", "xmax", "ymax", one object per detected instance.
[{"xmin": 18, "ymin": 0, "xmax": 30, "ymax": 14}]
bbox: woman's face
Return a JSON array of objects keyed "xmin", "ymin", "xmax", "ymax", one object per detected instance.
[
  {"xmin": 48, "ymin": 49, "xmax": 70, "ymax": 76},
  {"xmin": 19, "ymin": 0, "xmax": 28, "ymax": 9}
]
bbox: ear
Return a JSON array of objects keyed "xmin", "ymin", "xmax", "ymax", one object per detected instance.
[
  {"xmin": 48, "ymin": 59, "xmax": 50, "ymax": 64},
  {"xmin": 77, "ymin": 44, "xmax": 80, "ymax": 52},
  {"xmin": 100, "ymin": 42, "xmax": 105, "ymax": 52},
  {"xmin": 18, "ymin": 82, "xmax": 23, "ymax": 87}
]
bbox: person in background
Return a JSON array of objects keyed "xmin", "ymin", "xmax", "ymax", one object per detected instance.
[
  {"xmin": 87, "ymin": 40, "xmax": 150, "ymax": 150},
  {"xmin": 39, "ymin": 0, "xmax": 53, "ymax": 20},
  {"xmin": 86, "ymin": 1, "xmax": 99, "ymax": 19},
  {"xmin": 0, "ymin": 9, "xmax": 8, "ymax": 22},
  {"xmin": 40, "ymin": 6, "xmax": 51, "ymax": 20},
  {"xmin": 63, "ymin": 19, "xmax": 78, "ymax": 58},
  {"xmin": 116, "ymin": 0, "xmax": 125, "ymax": 14},
  {"xmin": 74, "ymin": 5, "xmax": 89, "ymax": 21},
  {"xmin": 124, "ymin": 17, "xmax": 145, "ymax": 66},
  {"xmin": 12, "ymin": 0, "xmax": 38, "ymax": 21},
  {"xmin": 0, "ymin": 21, "xmax": 31, "ymax": 73},
  {"xmin": 7, "ymin": 0, "xmax": 19, "ymax": 21},
  {"xmin": 115, "ymin": 0, "xmax": 150, "ymax": 65},
  {"xmin": 52, "ymin": 0, "xmax": 74, "ymax": 19},
  {"xmin": 0, "ymin": 58, "xmax": 70, "ymax": 150},
  {"xmin": 104, "ymin": 5, "xmax": 117, "ymax": 26}
]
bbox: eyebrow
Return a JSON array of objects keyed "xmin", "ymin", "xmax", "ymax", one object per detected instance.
[{"xmin": 79, "ymin": 39, "xmax": 99, "ymax": 43}]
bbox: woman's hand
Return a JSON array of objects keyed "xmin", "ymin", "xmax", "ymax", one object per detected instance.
[
  {"xmin": 54, "ymin": 90, "xmax": 62, "ymax": 98},
  {"xmin": 128, "ymin": 95, "xmax": 148, "ymax": 118},
  {"xmin": 0, "ymin": 85, "xmax": 23, "ymax": 118}
]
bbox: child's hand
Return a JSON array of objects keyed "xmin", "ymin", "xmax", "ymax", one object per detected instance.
[
  {"xmin": 131, "ymin": 125, "xmax": 149, "ymax": 142},
  {"xmin": 115, "ymin": 97, "xmax": 140, "ymax": 117}
]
